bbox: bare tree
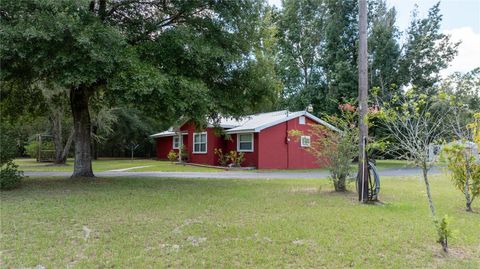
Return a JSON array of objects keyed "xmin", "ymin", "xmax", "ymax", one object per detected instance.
[{"xmin": 379, "ymin": 88, "xmax": 453, "ymax": 252}]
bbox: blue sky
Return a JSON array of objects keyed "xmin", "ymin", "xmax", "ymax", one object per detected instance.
[{"xmin": 268, "ymin": 0, "xmax": 480, "ymax": 75}]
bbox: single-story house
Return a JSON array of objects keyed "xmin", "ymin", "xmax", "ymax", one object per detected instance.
[{"xmin": 151, "ymin": 110, "xmax": 338, "ymax": 169}]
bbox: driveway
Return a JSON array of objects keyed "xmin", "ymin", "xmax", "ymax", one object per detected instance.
[{"xmin": 24, "ymin": 167, "xmax": 441, "ymax": 179}]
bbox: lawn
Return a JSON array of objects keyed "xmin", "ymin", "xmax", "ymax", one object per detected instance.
[
  {"xmin": 14, "ymin": 158, "xmax": 222, "ymax": 172},
  {"xmin": 1, "ymin": 175, "xmax": 479, "ymax": 268}
]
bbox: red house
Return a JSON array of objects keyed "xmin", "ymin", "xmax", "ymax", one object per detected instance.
[{"xmin": 151, "ymin": 110, "xmax": 338, "ymax": 169}]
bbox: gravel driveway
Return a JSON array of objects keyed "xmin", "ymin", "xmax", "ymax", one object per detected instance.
[{"xmin": 24, "ymin": 167, "xmax": 440, "ymax": 179}]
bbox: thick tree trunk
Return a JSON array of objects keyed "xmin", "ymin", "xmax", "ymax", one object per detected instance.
[{"xmin": 70, "ymin": 86, "xmax": 94, "ymax": 178}]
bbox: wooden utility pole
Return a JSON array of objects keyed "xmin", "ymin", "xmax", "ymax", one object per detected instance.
[{"xmin": 358, "ymin": 0, "xmax": 369, "ymax": 202}]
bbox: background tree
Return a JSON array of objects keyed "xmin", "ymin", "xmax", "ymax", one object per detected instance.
[
  {"xmin": 368, "ymin": 0, "xmax": 401, "ymax": 99},
  {"xmin": 276, "ymin": 0, "xmax": 325, "ymax": 110},
  {"xmin": 321, "ymin": 0, "xmax": 358, "ymax": 114},
  {"xmin": 398, "ymin": 2, "xmax": 459, "ymax": 90}
]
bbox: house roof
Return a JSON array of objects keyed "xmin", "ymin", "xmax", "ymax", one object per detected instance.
[
  {"xmin": 225, "ymin": 110, "xmax": 339, "ymax": 134},
  {"xmin": 150, "ymin": 128, "xmax": 188, "ymax": 138},
  {"xmin": 150, "ymin": 110, "xmax": 339, "ymax": 138}
]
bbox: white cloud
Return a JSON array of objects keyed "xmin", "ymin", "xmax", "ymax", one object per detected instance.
[{"xmin": 442, "ymin": 27, "xmax": 480, "ymax": 76}]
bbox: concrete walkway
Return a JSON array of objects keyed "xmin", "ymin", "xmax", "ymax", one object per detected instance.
[{"xmin": 24, "ymin": 167, "xmax": 441, "ymax": 179}]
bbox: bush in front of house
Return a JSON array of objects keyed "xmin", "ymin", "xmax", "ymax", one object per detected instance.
[
  {"xmin": 228, "ymin": 151, "xmax": 245, "ymax": 167},
  {"xmin": 167, "ymin": 150, "xmax": 178, "ymax": 162},
  {"xmin": 1, "ymin": 130, "xmax": 23, "ymax": 190},
  {"xmin": 214, "ymin": 149, "xmax": 245, "ymax": 167},
  {"xmin": 214, "ymin": 148, "xmax": 229, "ymax": 166}
]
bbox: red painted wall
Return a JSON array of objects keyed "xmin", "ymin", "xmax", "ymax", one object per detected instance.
[
  {"xmin": 225, "ymin": 133, "xmax": 259, "ymax": 167},
  {"xmin": 155, "ymin": 135, "xmax": 188, "ymax": 160},
  {"xmin": 155, "ymin": 136, "xmax": 173, "ymax": 159},
  {"xmin": 257, "ymin": 117, "xmax": 320, "ymax": 169},
  {"xmin": 180, "ymin": 122, "xmax": 226, "ymax": 166}
]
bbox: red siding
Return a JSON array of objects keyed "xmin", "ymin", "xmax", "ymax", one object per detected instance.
[
  {"xmin": 180, "ymin": 122, "xmax": 226, "ymax": 166},
  {"xmin": 155, "ymin": 136, "xmax": 173, "ymax": 159},
  {"xmin": 225, "ymin": 133, "xmax": 259, "ymax": 167},
  {"xmin": 155, "ymin": 135, "xmax": 188, "ymax": 160},
  {"xmin": 257, "ymin": 117, "xmax": 320, "ymax": 169}
]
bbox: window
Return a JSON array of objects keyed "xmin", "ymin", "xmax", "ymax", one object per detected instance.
[
  {"xmin": 237, "ymin": 133, "xmax": 254, "ymax": 152},
  {"xmin": 193, "ymin": 132, "xmax": 207, "ymax": 153},
  {"xmin": 172, "ymin": 136, "xmax": 182, "ymax": 149},
  {"xmin": 299, "ymin": 116, "xmax": 306, "ymax": 125},
  {"xmin": 300, "ymin": 136, "xmax": 311, "ymax": 147}
]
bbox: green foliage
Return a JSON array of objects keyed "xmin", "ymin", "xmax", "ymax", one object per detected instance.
[
  {"xmin": 0, "ymin": 161, "xmax": 23, "ymax": 190},
  {"xmin": 24, "ymin": 140, "xmax": 55, "ymax": 160},
  {"xmin": 214, "ymin": 148, "xmax": 229, "ymax": 167},
  {"xmin": 442, "ymin": 143, "xmax": 480, "ymax": 211},
  {"xmin": 167, "ymin": 150, "xmax": 178, "ymax": 163},
  {"xmin": 368, "ymin": 0, "xmax": 401, "ymax": 98},
  {"xmin": 180, "ymin": 145, "xmax": 189, "ymax": 162},
  {"xmin": 276, "ymin": 0, "xmax": 325, "ymax": 110},
  {"xmin": 228, "ymin": 151, "xmax": 245, "ymax": 167},
  {"xmin": 0, "ymin": 129, "xmax": 17, "ymax": 165},
  {"xmin": 399, "ymin": 2, "xmax": 459, "ymax": 90},
  {"xmin": 1, "ymin": 128, "xmax": 23, "ymax": 190},
  {"xmin": 434, "ymin": 215, "xmax": 452, "ymax": 252}
]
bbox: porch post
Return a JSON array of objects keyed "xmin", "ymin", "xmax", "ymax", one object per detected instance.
[{"xmin": 178, "ymin": 132, "xmax": 182, "ymax": 163}]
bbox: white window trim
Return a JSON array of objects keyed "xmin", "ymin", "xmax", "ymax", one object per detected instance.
[
  {"xmin": 172, "ymin": 136, "xmax": 182, "ymax": 149},
  {"xmin": 193, "ymin": 132, "xmax": 208, "ymax": 154},
  {"xmin": 237, "ymin": 133, "xmax": 254, "ymax": 152},
  {"xmin": 300, "ymin": 135, "xmax": 311, "ymax": 147}
]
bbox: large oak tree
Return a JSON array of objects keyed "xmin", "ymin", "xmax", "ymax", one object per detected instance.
[{"xmin": 1, "ymin": 0, "xmax": 280, "ymax": 177}]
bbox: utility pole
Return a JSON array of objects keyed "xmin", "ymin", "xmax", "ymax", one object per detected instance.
[{"xmin": 358, "ymin": 0, "xmax": 369, "ymax": 202}]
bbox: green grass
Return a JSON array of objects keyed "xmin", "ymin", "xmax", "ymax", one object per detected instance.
[
  {"xmin": 255, "ymin": 159, "xmax": 413, "ymax": 173},
  {"xmin": 1, "ymin": 175, "xmax": 479, "ymax": 268},
  {"xmin": 14, "ymin": 158, "xmax": 222, "ymax": 172}
]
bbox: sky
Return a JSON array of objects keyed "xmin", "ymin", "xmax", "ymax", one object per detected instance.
[{"xmin": 267, "ymin": 0, "xmax": 480, "ymax": 75}]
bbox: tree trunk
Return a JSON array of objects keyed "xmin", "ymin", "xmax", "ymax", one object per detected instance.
[
  {"xmin": 60, "ymin": 128, "xmax": 74, "ymax": 163},
  {"xmin": 357, "ymin": 0, "xmax": 369, "ymax": 202},
  {"xmin": 422, "ymin": 166, "xmax": 436, "ymax": 217},
  {"xmin": 50, "ymin": 110, "xmax": 65, "ymax": 164},
  {"xmin": 70, "ymin": 86, "xmax": 94, "ymax": 178},
  {"xmin": 91, "ymin": 125, "xmax": 98, "ymax": 160},
  {"xmin": 464, "ymin": 151, "xmax": 472, "ymax": 212}
]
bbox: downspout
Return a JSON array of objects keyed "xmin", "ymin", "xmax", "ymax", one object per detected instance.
[{"xmin": 286, "ymin": 113, "xmax": 289, "ymax": 169}]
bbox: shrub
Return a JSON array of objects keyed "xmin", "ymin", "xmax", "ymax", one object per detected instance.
[
  {"xmin": 167, "ymin": 150, "xmax": 178, "ymax": 162},
  {"xmin": 214, "ymin": 148, "xmax": 229, "ymax": 166},
  {"xmin": 0, "ymin": 130, "xmax": 23, "ymax": 190},
  {"xmin": 435, "ymin": 215, "xmax": 452, "ymax": 253},
  {"xmin": 180, "ymin": 145, "xmax": 189, "ymax": 162},
  {"xmin": 442, "ymin": 143, "xmax": 480, "ymax": 212},
  {"xmin": 228, "ymin": 151, "xmax": 245, "ymax": 167},
  {"xmin": 0, "ymin": 161, "xmax": 23, "ymax": 190},
  {"xmin": 25, "ymin": 140, "xmax": 55, "ymax": 161}
]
